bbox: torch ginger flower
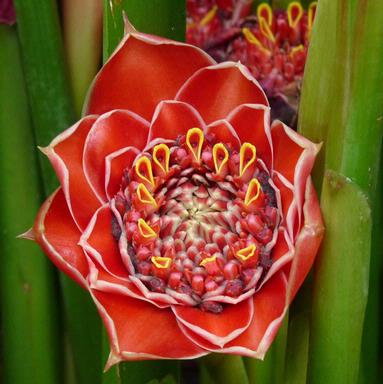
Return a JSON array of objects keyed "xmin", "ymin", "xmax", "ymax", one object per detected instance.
[
  {"xmin": 31, "ymin": 28, "xmax": 324, "ymax": 365},
  {"xmin": 187, "ymin": 1, "xmax": 318, "ymax": 126}
]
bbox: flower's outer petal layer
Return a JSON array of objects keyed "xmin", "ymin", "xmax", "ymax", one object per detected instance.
[
  {"xmin": 178, "ymin": 272, "xmax": 287, "ymax": 358},
  {"xmin": 92, "ymin": 290, "xmax": 208, "ymax": 361},
  {"xmin": 271, "ymin": 121, "xmax": 321, "ymax": 223},
  {"xmin": 272, "ymin": 173, "xmax": 297, "ymax": 238},
  {"xmin": 172, "ymin": 297, "xmax": 253, "ymax": 347},
  {"xmin": 83, "ymin": 110, "xmax": 149, "ymax": 202},
  {"xmin": 227, "ymin": 104, "xmax": 273, "ymax": 168},
  {"xmin": 44, "ymin": 116, "xmax": 101, "ymax": 230},
  {"xmin": 33, "ymin": 189, "xmax": 88, "ymax": 288},
  {"xmin": 262, "ymin": 228, "xmax": 294, "ymax": 285},
  {"xmin": 286, "ymin": 178, "xmax": 324, "ymax": 303},
  {"xmin": 176, "ymin": 62, "xmax": 269, "ymax": 124},
  {"xmin": 85, "ymin": 33, "xmax": 215, "ymax": 120},
  {"xmin": 148, "ymin": 101, "xmax": 205, "ymax": 143},
  {"xmin": 105, "ymin": 147, "xmax": 140, "ymax": 199},
  {"xmin": 87, "ymin": 258, "xmax": 169, "ymax": 309},
  {"xmin": 80, "ymin": 205, "xmax": 129, "ymax": 280},
  {"xmin": 205, "ymin": 120, "xmax": 241, "ymax": 149}
]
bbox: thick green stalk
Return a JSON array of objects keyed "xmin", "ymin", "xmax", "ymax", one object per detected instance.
[
  {"xmin": 0, "ymin": 24, "xmax": 61, "ymax": 384},
  {"xmin": 283, "ymin": 278, "xmax": 312, "ymax": 384},
  {"xmin": 200, "ymin": 355, "xmax": 249, "ymax": 384},
  {"xmin": 245, "ymin": 315, "xmax": 288, "ymax": 384},
  {"xmin": 308, "ymin": 172, "xmax": 371, "ymax": 383},
  {"xmin": 13, "ymin": 1, "xmax": 102, "ymax": 383},
  {"xmin": 103, "ymin": 0, "xmax": 186, "ymax": 61},
  {"xmin": 299, "ymin": 0, "xmax": 383, "ymax": 382},
  {"xmin": 358, "ymin": 154, "xmax": 383, "ymax": 384},
  {"xmin": 13, "ymin": 0, "xmax": 75, "ymax": 191},
  {"xmin": 63, "ymin": 0, "xmax": 103, "ymax": 116},
  {"xmin": 102, "ymin": 1, "xmax": 185, "ymax": 382}
]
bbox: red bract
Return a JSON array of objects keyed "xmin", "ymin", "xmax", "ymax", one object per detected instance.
[{"xmin": 32, "ymin": 31, "xmax": 324, "ymax": 365}]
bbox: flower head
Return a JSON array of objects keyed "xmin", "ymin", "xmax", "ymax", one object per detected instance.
[
  {"xmin": 32, "ymin": 29, "xmax": 323, "ymax": 365},
  {"xmin": 187, "ymin": 1, "xmax": 317, "ymax": 126}
]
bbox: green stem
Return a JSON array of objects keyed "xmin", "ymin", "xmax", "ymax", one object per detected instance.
[
  {"xmin": 283, "ymin": 278, "xmax": 312, "ymax": 384},
  {"xmin": 13, "ymin": 0, "xmax": 75, "ymax": 192},
  {"xmin": 13, "ymin": 1, "xmax": 102, "ymax": 383},
  {"xmin": 0, "ymin": 24, "xmax": 61, "ymax": 384},
  {"xmin": 103, "ymin": 0, "xmax": 186, "ymax": 61},
  {"xmin": 245, "ymin": 314, "xmax": 288, "ymax": 384},
  {"xmin": 200, "ymin": 355, "xmax": 249, "ymax": 384},
  {"xmin": 308, "ymin": 172, "xmax": 371, "ymax": 383},
  {"xmin": 63, "ymin": 0, "xmax": 103, "ymax": 116},
  {"xmin": 299, "ymin": 0, "xmax": 383, "ymax": 382},
  {"xmin": 358, "ymin": 153, "xmax": 383, "ymax": 384}
]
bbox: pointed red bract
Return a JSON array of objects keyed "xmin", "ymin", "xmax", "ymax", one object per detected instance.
[
  {"xmin": 34, "ymin": 189, "xmax": 89, "ymax": 288},
  {"xmin": 92, "ymin": 290, "xmax": 207, "ymax": 359},
  {"xmin": 173, "ymin": 297, "xmax": 253, "ymax": 347},
  {"xmin": 85, "ymin": 33, "xmax": 215, "ymax": 119},
  {"xmin": 227, "ymin": 104, "xmax": 273, "ymax": 168},
  {"xmin": 176, "ymin": 62, "xmax": 269, "ymax": 123},
  {"xmin": 44, "ymin": 116, "xmax": 102, "ymax": 230},
  {"xmin": 83, "ymin": 110, "xmax": 149, "ymax": 201},
  {"xmin": 148, "ymin": 101, "xmax": 205, "ymax": 143}
]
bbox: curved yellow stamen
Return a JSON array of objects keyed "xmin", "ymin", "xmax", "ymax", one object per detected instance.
[
  {"xmin": 200, "ymin": 255, "xmax": 217, "ymax": 267},
  {"xmin": 242, "ymin": 27, "xmax": 270, "ymax": 54},
  {"xmin": 212, "ymin": 143, "xmax": 229, "ymax": 175},
  {"xmin": 151, "ymin": 256, "xmax": 172, "ymax": 269},
  {"xmin": 138, "ymin": 218, "xmax": 157, "ymax": 239},
  {"xmin": 153, "ymin": 143, "xmax": 170, "ymax": 174},
  {"xmin": 308, "ymin": 2, "xmax": 317, "ymax": 36},
  {"xmin": 239, "ymin": 142, "xmax": 257, "ymax": 177},
  {"xmin": 236, "ymin": 244, "xmax": 257, "ymax": 261},
  {"xmin": 259, "ymin": 18, "xmax": 276, "ymax": 43},
  {"xmin": 199, "ymin": 5, "xmax": 218, "ymax": 27},
  {"xmin": 186, "ymin": 127, "xmax": 204, "ymax": 162},
  {"xmin": 137, "ymin": 183, "xmax": 157, "ymax": 207},
  {"xmin": 257, "ymin": 3, "xmax": 273, "ymax": 26},
  {"xmin": 287, "ymin": 1, "xmax": 304, "ymax": 29},
  {"xmin": 290, "ymin": 44, "xmax": 304, "ymax": 58},
  {"xmin": 135, "ymin": 156, "xmax": 155, "ymax": 186},
  {"xmin": 245, "ymin": 178, "xmax": 261, "ymax": 206}
]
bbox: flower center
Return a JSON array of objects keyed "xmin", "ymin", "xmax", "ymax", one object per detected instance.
[{"xmin": 111, "ymin": 128, "xmax": 280, "ymax": 312}]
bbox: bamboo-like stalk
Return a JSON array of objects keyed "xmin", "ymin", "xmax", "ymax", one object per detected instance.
[
  {"xmin": 200, "ymin": 355, "xmax": 249, "ymax": 384},
  {"xmin": 298, "ymin": 0, "xmax": 383, "ymax": 382},
  {"xmin": 13, "ymin": 0, "xmax": 75, "ymax": 191},
  {"xmin": 13, "ymin": 1, "xmax": 103, "ymax": 383},
  {"xmin": 358, "ymin": 154, "xmax": 383, "ymax": 384},
  {"xmin": 245, "ymin": 315, "xmax": 288, "ymax": 384},
  {"xmin": 103, "ymin": 0, "xmax": 185, "ymax": 61},
  {"xmin": 0, "ymin": 24, "xmax": 61, "ymax": 384},
  {"xmin": 63, "ymin": 0, "xmax": 103, "ymax": 116},
  {"xmin": 283, "ymin": 278, "xmax": 312, "ymax": 384}
]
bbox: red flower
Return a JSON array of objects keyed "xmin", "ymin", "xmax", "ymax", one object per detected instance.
[
  {"xmin": 187, "ymin": 1, "xmax": 318, "ymax": 126},
  {"xmin": 32, "ymin": 30, "xmax": 323, "ymax": 365}
]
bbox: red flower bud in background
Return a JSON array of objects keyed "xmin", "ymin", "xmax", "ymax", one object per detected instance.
[
  {"xmin": 0, "ymin": 0, "xmax": 16, "ymax": 25},
  {"xmin": 187, "ymin": 1, "xmax": 317, "ymax": 127},
  {"xmin": 31, "ymin": 28, "xmax": 323, "ymax": 366}
]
